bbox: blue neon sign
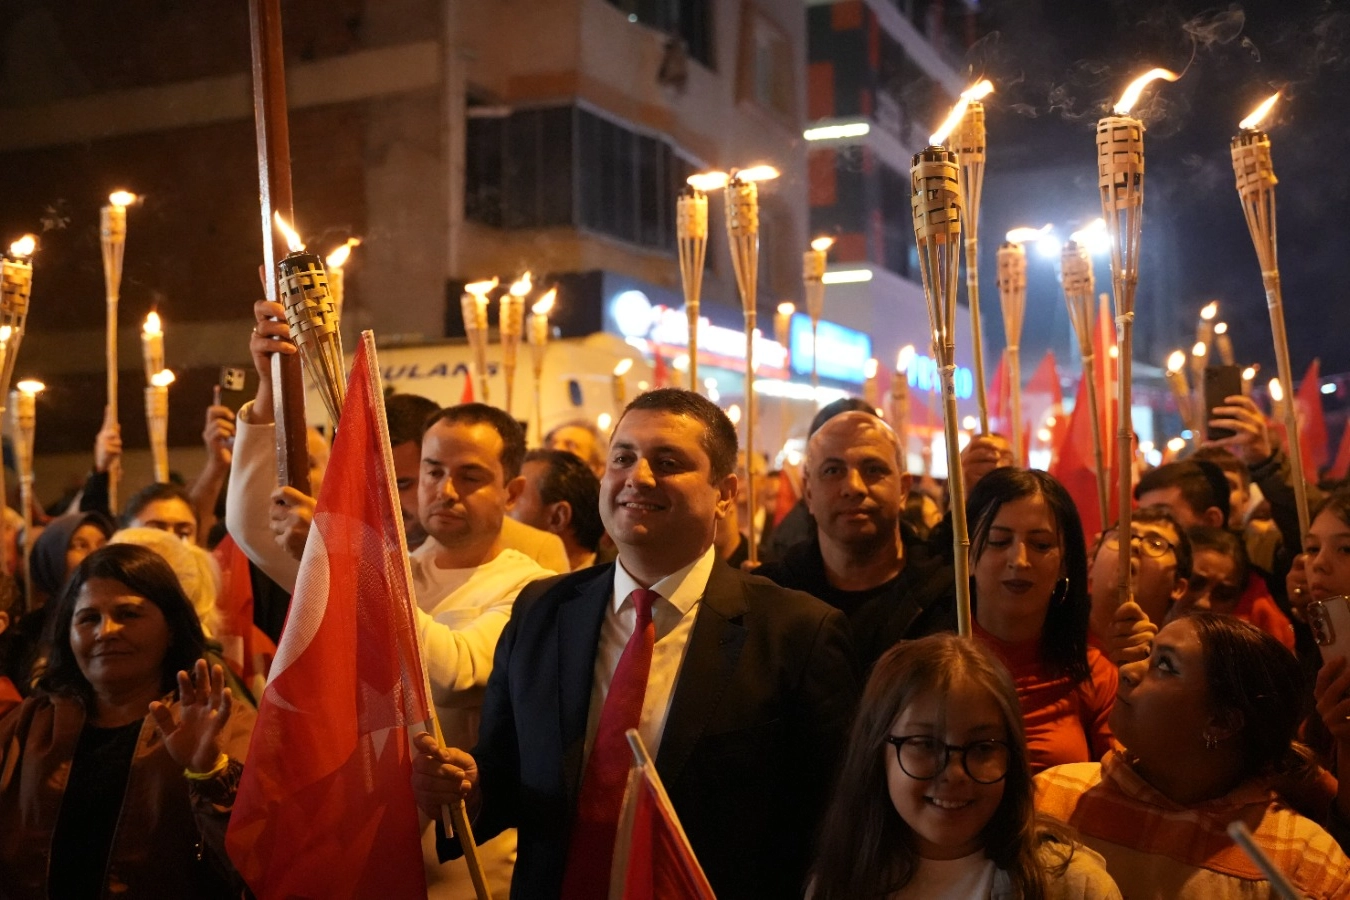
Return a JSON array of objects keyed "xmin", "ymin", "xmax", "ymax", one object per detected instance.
[{"xmin": 789, "ymin": 316, "xmax": 872, "ymax": 383}]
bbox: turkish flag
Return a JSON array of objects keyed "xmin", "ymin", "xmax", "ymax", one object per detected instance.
[
  {"xmin": 1295, "ymin": 358, "xmax": 1330, "ymax": 476},
  {"xmin": 227, "ymin": 332, "xmax": 434, "ymax": 898},
  {"xmin": 1050, "ymin": 296, "xmax": 1119, "ymax": 541},
  {"xmin": 609, "ymin": 731, "xmax": 716, "ymax": 900}
]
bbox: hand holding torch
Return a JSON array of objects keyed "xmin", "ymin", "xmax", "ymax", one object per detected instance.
[
  {"xmin": 1232, "ymin": 92, "xmax": 1310, "ymax": 537},
  {"xmin": 1097, "ymin": 68, "xmax": 1178, "ymax": 610}
]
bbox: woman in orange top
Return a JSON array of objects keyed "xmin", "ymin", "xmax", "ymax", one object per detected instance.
[{"xmin": 966, "ymin": 468, "xmax": 1116, "ymax": 772}]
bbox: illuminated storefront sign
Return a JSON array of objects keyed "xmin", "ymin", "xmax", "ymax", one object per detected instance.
[
  {"xmin": 906, "ymin": 353, "xmax": 974, "ymax": 400},
  {"xmin": 788, "ymin": 315, "xmax": 871, "ymax": 383},
  {"xmin": 609, "ymin": 290, "xmax": 788, "ymax": 372}
]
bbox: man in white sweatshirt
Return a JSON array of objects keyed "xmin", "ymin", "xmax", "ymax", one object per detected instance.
[{"xmin": 226, "ymin": 301, "xmax": 554, "ymax": 898}]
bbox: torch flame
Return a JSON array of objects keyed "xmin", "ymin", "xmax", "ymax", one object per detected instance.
[
  {"xmin": 1192, "ymin": 341, "xmax": 1207, "ymax": 358},
  {"xmin": 326, "ymin": 237, "xmax": 361, "ymax": 269},
  {"xmin": 613, "ymin": 358, "xmax": 633, "ymax": 377},
  {"xmin": 107, "ymin": 190, "xmax": 137, "ymax": 208},
  {"xmin": 273, "ymin": 212, "xmax": 305, "ymax": 253},
  {"xmin": 733, "ymin": 165, "xmax": 780, "ymax": 183},
  {"xmin": 1113, "ymin": 68, "xmax": 1180, "ymax": 115},
  {"xmin": 532, "ymin": 288, "xmax": 556, "ymax": 316},
  {"xmin": 1070, "ymin": 218, "xmax": 1107, "ymax": 243},
  {"xmin": 1167, "ymin": 350, "xmax": 1186, "ymax": 373},
  {"xmin": 1200, "ymin": 301, "xmax": 1218, "ymax": 321},
  {"xmin": 509, "ymin": 272, "xmax": 533, "ymax": 297},
  {"xmin": 1239, "ymin": 92, "xmax": 1280, "ymax": 131},
  {"xmin": 687, "ymin": 171, "xmax": 730, "ymax": 192},
  {"xmin": 810, "ymin": 236, "xmax": 835, "ymax": 252},
  {"xmin": 864, "ymin": 358, "xmax": 879, "ymax": 379},
  {"xmin": 8, "ymin": 234, "xmax": 36, "ymax": 259},
  {"xmin": 597, "ymin": 412, "xmax": 614, "ymax": 432},
  {"xmin": 1005, "ymin": 224, "xmax": 1053, "ymax": 244},
  {"xmin": 1242, "ymin": 366, "xmax": 1256, "ymax": 381},
  {"xmin": 1214, "ymin": 321, "xmax": 1228, "ymax": 335},
  {"xmin": 897, "ymin": 344, "xmax": 916, "ymax": 373},
  {"xmin": 150, "ymin": 369, "xmax": 176, "ymax": 388},
  {"xmin": 0, "ymin": 326, "xmax": 11, "ymax": 341},
  {"xmin": 929, "ymin": 78, "xmax": 995, "ymax": 145},
  {"xmin": 776, "ymin": 301, "xmax": 795, "ymax": 316},
  {"xmin": 726, "ymin": 404, "xmax": 742, "ymax": 426},
  {"xmin": 465, "ymin": 277, "xmax": 499, "ymax": 298},
  {"xmin": 15, "ymin": 380, "xmax": 44, "ymax": 395},
  {"xmin": 143, "ymin": 311, "xmax": 161, "ymax": 335},
  {"xmin": 1167, "ymin": 437, "xmax": 1186, "ymax": 453},
  {"xmin": 1268, "ymin": 378, "xmax": 1283, "ymax": 402}
]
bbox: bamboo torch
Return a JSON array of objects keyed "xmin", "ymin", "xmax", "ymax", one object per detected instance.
[
  {"xmin": 1232, "ymin": 92, "xmax": 1310, "ymax": 537},
  {"xmin": 101, "ymin": 190, "xmax": 136, "ymax": 512},
  {"xmin": 910, "ymin": 144, "xmax": 971, "ymax": 636},
  {"xmin": 141, "ymin": 311, "xmax": 165, "ymax": 387},
  {"xmin": 460, "ymin": 278, "xmax": 496, "ymax": 406},
  {"xmin": 1165, "ymin": 350, "xmax": 1196, "ymax": 435},
  {"xmin": 1269, "ymin": 377, "xmax": 1286, "ymax": 421},
  {"xmin": 145, "ymin": 370, "xmax": 175, "ymax": 483},
  {"xmin": 775, "ymin": 301, "xmax": 794, "ymax": 450},
  {"xmin": 679, "ymin": 177, "xmax": 719, "ymax": 392},
  {"xmin": 863, "ymin": 358, "xmax": 880, "ymax": 410},
  {"xmin": 1241, "ymin": 364, "xmax": 1257, "ymax": 397},
  {"xmin": 0, "ymin": 235, "xmax": 35, "ymax": 575},
  {"xmin": 803, "ymin": 237, "xmax": 833, "ymax": 395},
  {"xmin": 934, "ymin": 79, "xmax": 995, "ymax": 432},
  {"xmin": 528, "ymin": 288, "xmax": 555, "ymax": 445},
  {"xmin": 1214, "ymin": 321, "xmax": 1236, "ymax": 366},
  {"xmin": 892, "ymin": 345, "xmax": 915, "ymax": 471},
  {"xmin": 725, "ymin": 165, "xmax": 779, "ymax": 568},
  {"xmin": 1196, "ymin": 300, "xmax": 1218, "ymax": 354},
  {"xmin": 272, "ymin": 213, "xmax": 346, "ymax": 427},
  {"xmin": 1061, "ymin": 234, "xmax": 1109, "ymax": 530},
  {"xmin": 325, "ymin": 238, "xmax": 360, "ymax": 329},
  {"xmin": 1189, "ymin": 340, "xmax": 1208, "ymax": 427},
  {"xmin": 11, "ymin": 380, "xmax": 41, "ymax": 611},
  {"xmin": 1097, "ymin": 67, "xmax": 1178, "ymax": 610},
  {"xmin": 998, "ymin": 226, "xmax": 1048, "ymax": 465},
  {"xmin": 501, "ymin": 273, "xmax": 530, "ymax": 416}
]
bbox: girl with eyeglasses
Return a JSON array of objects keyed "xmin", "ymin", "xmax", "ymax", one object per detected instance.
[
  {"xmin": 810, "ymin": 633, "xmax": 1119, "ymax": 899},
  {"xmin": 966, "ymin": 468, "xmax": 1117, "ymax": 772}
]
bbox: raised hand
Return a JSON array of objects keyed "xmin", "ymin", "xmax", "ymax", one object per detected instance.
[
  {"xmin": 245, "ymin": 296, "xmax": 296, "ymax": 426},
  {"xmin": 203, "ymin": 404, "xmax": 236, "ymax": 468},
  {"xmin": 1103, "ymin": 599, "xmax": 1158, "ymax": 667},
  {"xmin": 270, "ymin": 486, "xmax": 316, "ymax": 561},
  {"xmin": 150, "ymin": 659, "xmax": 235, "ymax": 775},
  {"xmin": 1205, "ymin": 394, "xmax": 1273, "ymax": 466},
  {"xmin": 94, "ymin": 405, "xmax": 123, "ymax": 474}
]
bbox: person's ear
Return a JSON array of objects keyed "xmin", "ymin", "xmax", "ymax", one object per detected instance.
[
  {"xmin": 1170, "ymin": 576, "xmax": 1189, "ymax": 602},
  {"xmin": 548, "ymin": 501, "xmax": 573, "ymax": 535},
  {"xmin": 1205, "ymin": 706, "xmax": 1244, "ymax": 744},
  {"xmin": 0, "ymin": 609, "xmax": 8, "ymax": 636},
  {"xmin": 714, "ymin": 472, "xmax": 738, "ymax": 520},
  {"xmin": 899, "ymin": 470, "xmax": 913, "ymax": 499},
  {"xmin": 504, "ymin": 475, "xmax": 525, "ymax": 507},
  {"xmin": 1203, "ymin": 507, "xmax": 1225, "ymax": 529}
]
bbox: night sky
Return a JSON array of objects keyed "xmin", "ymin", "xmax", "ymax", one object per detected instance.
[{"xmin": 959, "ymin": 0, "xmax": 1348, "ymax": 386}]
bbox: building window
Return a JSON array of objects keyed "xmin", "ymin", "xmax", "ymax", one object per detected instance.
[
  {"xmin": 466, "ymin": 106, "xmax": 573, "ymax": 229},
  {"xmin": 738, "ymin": 5, "xmax": 796, "ymax": 123},
  {"xmin": 605, "ymin": 0, "xmax": 715, "ymax": 68},
  {"xmin": 879, "ymin": 161, "xmax": 913, "ymax": 280}
]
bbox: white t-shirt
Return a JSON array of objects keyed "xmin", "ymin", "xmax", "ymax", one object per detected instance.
[{"xmin": 895, "ymin": 851, "xmax": 997, "ymax": 899}]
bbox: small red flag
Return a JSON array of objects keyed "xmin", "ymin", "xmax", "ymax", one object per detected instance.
[
  {"xmin": 1329, "ymin": 422, "xmax": 1350, "ymax": 483},
  {"xmin": 1295, "ymin": 358, "xmax": 1329, "ymax": 476},
  {"xmin": 227, "ymin": 332, "xmax": 435, "ymax": 898},
  {"xmin": 460, "ymin": 367, "xmax": 475, "ymax": 404}
]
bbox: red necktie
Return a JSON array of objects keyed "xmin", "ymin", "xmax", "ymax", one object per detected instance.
[{"xmin": 560, "ymin": 587, "xmax": 660, "ymax": 899}]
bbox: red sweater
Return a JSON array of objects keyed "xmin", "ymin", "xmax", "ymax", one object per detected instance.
[{"xmin": 974, "ymin": 621, "xmax": 1117, "ymax": 773}]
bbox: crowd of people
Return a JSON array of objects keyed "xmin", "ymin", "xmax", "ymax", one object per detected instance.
[{"xmin": 0, "ymin": 295, "xmax": 1348, "ymax": 898}]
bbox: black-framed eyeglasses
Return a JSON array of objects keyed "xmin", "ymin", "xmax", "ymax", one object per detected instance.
[
  {"xmin": 885, "ymin": 735, "xmax": 1011, "ymax": 784},
  {"xmin": 1102, "ymin": 529, "xmax": 1174, "ymax": 559}
]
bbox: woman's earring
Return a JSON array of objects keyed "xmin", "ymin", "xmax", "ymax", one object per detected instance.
[
  {"xmin": 1204, "ymin": 733, "xmax": 1218, "ymax": 751},
  {"xmin": 1053, "ymin": 577, "xmax": 1070, "ymax": 605}
]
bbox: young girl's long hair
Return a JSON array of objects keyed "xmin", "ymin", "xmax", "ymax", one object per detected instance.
[{"xmin": 809, "ymin": 633, "xmax": 1047, "ymax": 899}]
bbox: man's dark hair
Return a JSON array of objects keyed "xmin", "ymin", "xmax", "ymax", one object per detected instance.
[
  {"xmin": 1186, "ymin": 524, "xmax": 1249, "ymax": 587},
  {"xmin": 620, "ymin": 389, "xmax": 738, "ymax": 482},
  {"xmin": 1134, "ymin": 460, "xmax": 1230, "ymax": 525},
  {"xmin": 1191, "ymin": 445, "xmax": 1250, "ymax": 489},
  {"xmin": 1133, "ymin": 504, "xmax": 1194, "ymax": 580},
  {"xmin": 38, "ymin": 543, "xmax": 206, "ymax": 708},
  {"xmin": 425, "ymin": 403, "xmax": 527, "ymax": 480},
  {"xmin": 808, "ymin": 397, "xmax": 877, "ymax": 437},
  {"xmin": 386, "ymin": 392, "xmax": 440, "ymax": 447},
  {"xmin": 524, "ymin": 449, "xmax": 603, "ymax": 552},
  {"xmin": 122, "ymin": 482, "xmax": 196, "ymax": 527}
]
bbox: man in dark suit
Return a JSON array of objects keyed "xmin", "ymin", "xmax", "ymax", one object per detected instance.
[{"xmin": 413, "ymin": 388, "xmax": 858, "ymax": 899}]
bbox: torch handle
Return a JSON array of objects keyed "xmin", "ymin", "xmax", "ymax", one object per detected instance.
[
  {"xmin": 1115, "ymin": 314, "xmax": 1135, "ymax": 611},
  {"xmin": 1007, "ymin": 345, "xmax": 1022, "ymax": 467},
  {"xmin": 1264, "ymin": 271, "xmax": 1311, "ymax": 539},
  {"xmin": 106, "ymin": 297, "xmax": 120, "ymax": 513},
  {"xmin": 964, "ymin": 240, "xmax": 991, "ymax": 434},
  {"xmin": 745, "ymin": 311, "xmax": 758, "ymax": 568},
  {"xmin": 939, "ymin": 363, "xmax": 972, "ymax": 637},
  {"xmin": 686, "ymin": 302, "xmax": 700, "ymax": 392}
]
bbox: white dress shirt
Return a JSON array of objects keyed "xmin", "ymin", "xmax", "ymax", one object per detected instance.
[{"xmin": 584, "ymin": 545, "xmax": 717, "ymax": 761}]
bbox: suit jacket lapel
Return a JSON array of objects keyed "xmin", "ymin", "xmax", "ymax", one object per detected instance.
[
  {"xmin": 558, "ymin": 566, "xmax": 612, "ymax": 809},
  {"xmin": 654, "ymin": 562, "xmax": 749, "ymax": 785}
]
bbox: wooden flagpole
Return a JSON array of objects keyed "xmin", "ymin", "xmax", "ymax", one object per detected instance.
[{"xmin": 248, "ymin": 0, "xmax": 311, "ymax": 494}]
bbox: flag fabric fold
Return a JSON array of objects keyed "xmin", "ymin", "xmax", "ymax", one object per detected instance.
[
  {"xmin": 1295, "ymin": 358, "xmax": 1329, "ymax": 477},
  {"xmin": 226, "ymin": 332, "xmax": 434, "ymax": 899},
  {"xmin": 609, "ymin": 730, "xmax": 717, "ymax": 900}
]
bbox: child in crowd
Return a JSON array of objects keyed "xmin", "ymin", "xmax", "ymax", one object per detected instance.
[{"xmin": 810, "ymin": 634, "xmax": 1119, "ymax": 899}]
